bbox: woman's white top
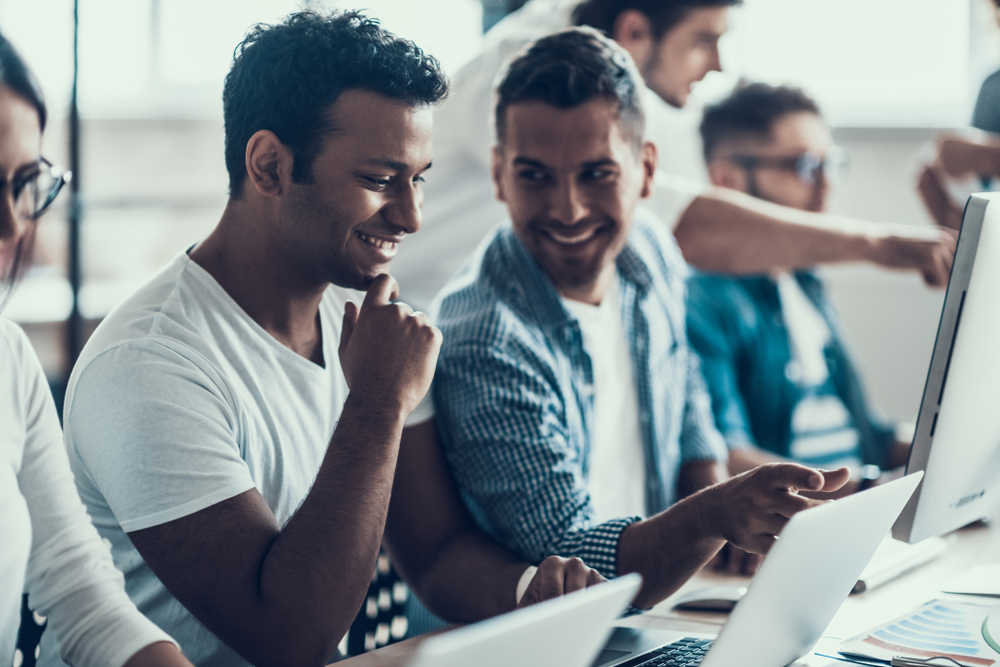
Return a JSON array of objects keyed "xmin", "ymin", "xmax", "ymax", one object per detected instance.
[{"xmin": 0, "ymin": 317, "xmax": 175, "ymax": 667}]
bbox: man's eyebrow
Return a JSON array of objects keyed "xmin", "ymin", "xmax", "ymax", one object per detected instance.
[
  {"xmin": 360, "ymin": 158, "xmax": 433, "ymax": 171},
  {"xmin": 581, "ymin": 158, "xmax": 618, "ymax": 169},
  {"xmin": 512, "ymin": 157, "xmax": 550, "ymax": 169}
]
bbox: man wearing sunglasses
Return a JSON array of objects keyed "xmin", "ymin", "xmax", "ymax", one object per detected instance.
[{"xmin": 687, "ymin": 83, "xmax": 910, "ymax": 514}]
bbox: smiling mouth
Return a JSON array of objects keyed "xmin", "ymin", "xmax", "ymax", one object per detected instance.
[
  {"xmin": 542, "ymin": 227, "xmax": 602, "ymax": 246},
  {"xmin": 355, "ymin": 231, "xmax": 399, "ymax": 253}
]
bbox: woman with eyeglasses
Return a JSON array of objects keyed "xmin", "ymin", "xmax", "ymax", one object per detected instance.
[{"xmin": 0, "ymin": 32, "xmax": 194, "ymax": 667}]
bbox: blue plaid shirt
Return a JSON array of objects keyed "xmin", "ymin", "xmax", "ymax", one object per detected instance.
[{"xmin": 433, "ymin": 211, "xmax": 725, "ymax": 578}]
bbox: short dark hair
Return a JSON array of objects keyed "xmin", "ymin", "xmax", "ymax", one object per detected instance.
[
  {"xmin": 572, "ymin": 0, "xmax": 741, "ymax": 40},
  {"xmin": 0, "ymin": 30, "xmax": 47, "ymax": 307},
  {"xmin": 494, "ymin": 27, "xmax": 645, "ymax": 150},
  {"xmin": 223, "ymin": 10, "xmax": 448, "ymax": 198},
  {"xmin": 699, "ymin": 81, "xmax": 821, "ymax": 162}
]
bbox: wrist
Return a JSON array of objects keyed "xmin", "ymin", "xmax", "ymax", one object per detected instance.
[{"xmin": 343, "ymin": 391, "xmax": 409, "ymax": 425}]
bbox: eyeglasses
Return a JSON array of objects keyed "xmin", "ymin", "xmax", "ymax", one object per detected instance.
[
  {"xmin": 9, "ymin": 158, "xmax": 72, "ymax": 220},
  {"xmin": 726, "ymin": 146, "xmax": 850, "ymax": 186}
]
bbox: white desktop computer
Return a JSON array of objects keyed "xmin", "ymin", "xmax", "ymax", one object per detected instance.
[{"xmin": 893, "ymin": 192, "xmax": 1000, "ymax": 544}]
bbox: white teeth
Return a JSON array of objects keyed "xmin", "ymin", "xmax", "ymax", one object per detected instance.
[
  {"xmin": 356, "ymin": 232, "xmax": 397, "ymax": 251},
  {"xmin": 547, "ymin": 228, "xmax": 598, "ymax": 245}
]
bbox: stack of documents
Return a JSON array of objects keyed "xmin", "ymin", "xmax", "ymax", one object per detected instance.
[{"xmin": 838, "ymin": 599, "xmax": 1000, "ymax": 665}]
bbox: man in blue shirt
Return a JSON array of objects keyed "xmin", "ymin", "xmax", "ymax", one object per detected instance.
[
  {"xmin": 433, "ymin": 28, "xmax": 848, "ymax": 610},
  {"xmin": 688, "ymin": 83, "xmax": 910, "ymax": 493}
]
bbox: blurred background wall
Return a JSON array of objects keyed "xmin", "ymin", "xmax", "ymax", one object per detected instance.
[{"xmin": 2, "ymin": 0, "xmax": 997, "ymax": 423}]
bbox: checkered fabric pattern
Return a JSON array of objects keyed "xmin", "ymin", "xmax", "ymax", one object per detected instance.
[{"xmin": 433, "ymin": 211, "xmax": 726, "ymax": 579}]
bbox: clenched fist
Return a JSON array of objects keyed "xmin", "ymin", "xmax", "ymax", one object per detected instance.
[{"xmin": 338, "ymin": 274, "xmax": 442, "ymax": 416}]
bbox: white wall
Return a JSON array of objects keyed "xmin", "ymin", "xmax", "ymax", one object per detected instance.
[{"xmin": 821, "ymin": 127, "xmax": 951, "ymax": 423}]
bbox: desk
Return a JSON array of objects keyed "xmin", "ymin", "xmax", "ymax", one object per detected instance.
[{"xmin": 335, "ymin": 520, "xmax": 1000, "ymax": 667}]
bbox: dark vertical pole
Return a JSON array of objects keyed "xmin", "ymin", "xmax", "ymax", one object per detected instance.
[{"xmin": 66, "ymin": 0, "xmax": 82, "ymax": 375}]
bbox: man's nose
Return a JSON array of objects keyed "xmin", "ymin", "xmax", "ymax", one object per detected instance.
[
  {"xmin": 549, "ymin": 179, "xmax": 587, "ymax": 226},
  {"xmin": 709, "ymin": 44, "xmax": 723, "ymax": 74},
  {"xmin": 385, "ymin": 181, "xmax": 422, "ymax": 234},
  {"xmin": 810, "ymin": 172, "xmax": 830, "ymax": 212}
]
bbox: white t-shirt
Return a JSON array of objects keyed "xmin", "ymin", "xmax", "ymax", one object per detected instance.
[
  {"xmin": 775, "ymin": 274, "xmax": 861, "ymax": 468},
  {"xmin": 40, "ymin": 252, "xmax": 357, "ymax": 667},
  {"xmin": 562, "ymin": 274, "xmax": 646, "ymax": 523},
  {"xmin": 1, "ymin": 318, "xmax": 175, "ymax": 667},
  {"xmin": 389, "ymin": 0, "xmax": 708, "ymax": 311}
]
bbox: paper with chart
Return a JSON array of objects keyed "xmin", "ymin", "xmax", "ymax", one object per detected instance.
[{"xmin": 840, "ymin": 599, "xmax": 1000, "ymax": 665}]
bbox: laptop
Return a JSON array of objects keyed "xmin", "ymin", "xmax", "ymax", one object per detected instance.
[
  {"xmin": 407, "ymin": 572, "xmax": 643, "ymax": 667},
  {"xmin": 598, "ymin": 472, "xmax": 924, "ymax": 667},
  {"xmin": 405, "ymin": 473, "xmax": 920, "ymax": 667}
]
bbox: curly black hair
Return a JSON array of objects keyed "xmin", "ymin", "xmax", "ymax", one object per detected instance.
[
  {"xmin": 572, "ymin": 0, "xmax": 741, "ymax": 40},
  {"xmin": 699, "ymin": 81, "xmax": 820, "ymax": 163},
  {"xmin": 223, "ymin": 10, "xmax": 448, "ymax": 198},
  {"xmin": 494, "ymin": 27, "xmax": 645, "ymax": 150}
]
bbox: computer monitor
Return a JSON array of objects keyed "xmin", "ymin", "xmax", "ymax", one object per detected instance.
[{"xmin": 893, "ymin": 192, "xmax": 1000, "ymax": 544}]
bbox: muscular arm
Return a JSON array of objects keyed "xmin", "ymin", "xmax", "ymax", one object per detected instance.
[
  {"xmin": 674, "ymin": 187, "xmax": 955, "ymax": 285},
  {"xmin": 129, "ymin": 394, "xmax": 406, "ymax": 667}
]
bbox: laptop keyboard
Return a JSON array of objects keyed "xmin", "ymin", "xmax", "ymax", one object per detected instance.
[{"xmin": 629, "ymin": 638, "xmax": 714, "ymax": 667}]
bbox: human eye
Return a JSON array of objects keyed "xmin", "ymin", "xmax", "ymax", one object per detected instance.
[
  {"xmin": 581, "ymin": 168, "xmax": 614, "ymax": 182},
  {"xmin": 11, "ymin": 171, "xmax": 39, "ymax": 201},
  {"xmin": 516, "ymin": 169, "xmax": 549, "ymax": 183},
  {"xmin": 362, "ymin": 175, "xmax": 392, "ymax": 189}
]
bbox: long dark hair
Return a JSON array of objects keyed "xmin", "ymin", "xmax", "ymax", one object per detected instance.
[{"xmin": 0, "ymin": 30, "xmax": 47, "ymax": 310}]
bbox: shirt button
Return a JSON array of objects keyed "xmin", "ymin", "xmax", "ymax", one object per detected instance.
[{"xmin": 785, "ymin": 360, "xmax": 802, "ymax": 383}]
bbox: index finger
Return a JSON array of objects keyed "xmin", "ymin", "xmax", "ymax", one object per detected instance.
[
  {"xmin": 763, "ymin": 462, "xmax": 823, "ymax": 493},
  {"xmin": 362, "ymin": 273, "xmax": 399, "ymax": 308}
]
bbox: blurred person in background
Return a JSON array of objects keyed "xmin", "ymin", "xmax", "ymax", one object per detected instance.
[
  {"xmin": 0, "ymin": 30, "xmax": 194, "ymax": 667},
  {"xmin": 686, "ymin": 84, "xmax": 912, "ymax": 574},
  {"xmin": 390, "ymin": 0, "xmax": 956, "ymax": 314},
  {"xmin": 41, "ymin": 12, "xmax": 602, "ymax": 667},
  {"xmin": 917, "ymin": 0, "xmax": 1000, "ymax": 229}
]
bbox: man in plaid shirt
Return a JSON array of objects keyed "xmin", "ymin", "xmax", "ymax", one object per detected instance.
[{"xmin": 433, "ymin": 27, "xmax": 850, "ymax": 610}]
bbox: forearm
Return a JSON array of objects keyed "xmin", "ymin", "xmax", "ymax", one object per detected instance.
[
  {"xmin": 401, "ymin": 530, "xmax": 528, "ymax": 622},
  {"xmin": 616, "ymin": 490, "xmax": 725, "ymax": 609},
  {"xmin": 254, "ymin": 394, "xmax": 406, "ymax": 662},
  {"xmin": 674, "ymin": 188, "xmax": 879, "ymax": 274}
]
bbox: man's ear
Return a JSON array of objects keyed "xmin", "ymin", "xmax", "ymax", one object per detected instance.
[
  {"xmin": 639, "ymin": 141, "xmax": 657, "ymax": 199},
  {"xmin": 612, "ymin": 9, "xmax": 654, "ymax": 70},
  {"xmin": 245, "ymin": 130, "xmax": 292, "ymax": 198},
  {"xmin": 707, "ymin": 159, "xmax": 748, "ymax": 192},
  {"xmin": 491, "ymin": 145, "xmax": 507, "ymax": 203}
]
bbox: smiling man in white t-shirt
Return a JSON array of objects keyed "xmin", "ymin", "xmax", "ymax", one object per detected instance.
[{"xmin": 42, "ymin": 12, "xmax": 601, "ymax": 667}]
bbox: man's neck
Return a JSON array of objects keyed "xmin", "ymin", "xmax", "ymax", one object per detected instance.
[
  {"xmin": 558, "ymin": 264, "xmax": 617, "ymax": 306},
  {"xmin": 190, "ymin": 199, "xmax": 327, "ymax": 364}
]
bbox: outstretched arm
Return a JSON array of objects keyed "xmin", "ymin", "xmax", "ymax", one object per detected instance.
[
  {"xmin": 672, "ymin": 187, "xmax": 956, "ymax": 285},
  {"xmin": 618, "ymin": 463, "xmax": 850, "ymax": 609}
]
